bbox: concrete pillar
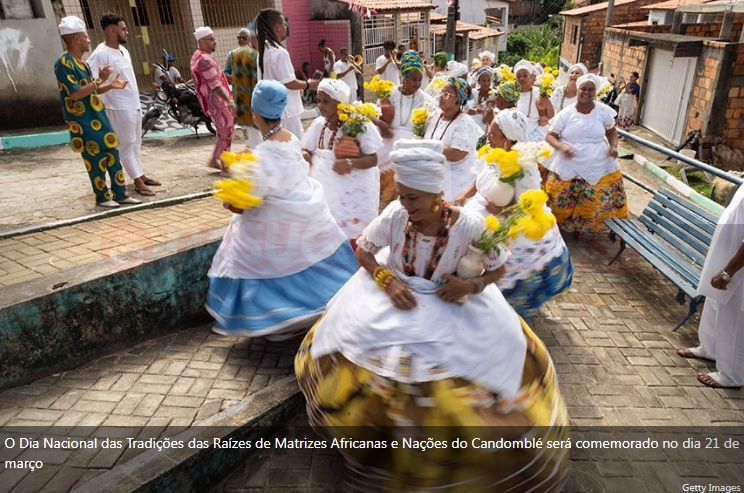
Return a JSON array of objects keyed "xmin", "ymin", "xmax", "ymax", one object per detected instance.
[
  {"xmin": 720, "ymin": 11, "xmax": 734, "ymax": 40},
  {"xmin": 672, "ymin": 11, "xmax": 684, "ymax": 34}
]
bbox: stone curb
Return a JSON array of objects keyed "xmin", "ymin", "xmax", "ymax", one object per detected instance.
[
  {"xmin": 0, "ymin": 128, "xmax": 193, "ymax": 151},
  {"xmin": 71, "ymin": 377, "xmax": 304, "ymax": 493},
  {"xmin": 0, "ymin": 191, "xmax": 212, "ymax": 241}
]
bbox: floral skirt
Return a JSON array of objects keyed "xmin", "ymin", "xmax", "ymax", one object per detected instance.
[
  {"xmin": 501, "ymin": 247, "xmax": 574, "ymax": 321},
  {"xmin": 295, "ymin": 318, "xmax": 571, "ymax": 492},
  {"xmin": 544, "ymin": 170, "xmax": 629, "ymax": 233}
]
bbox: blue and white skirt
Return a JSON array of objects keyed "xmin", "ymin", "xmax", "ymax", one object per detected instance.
[
  {"xmin": 500, "ymin": 247, "xmax": 574, "ymax": 321},
  {"xmin": 206, "ymin": 243, "xmax": 358, "ymax": 339}
]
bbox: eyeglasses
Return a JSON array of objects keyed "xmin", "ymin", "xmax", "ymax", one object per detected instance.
[{"xmin": 440, "ymin": 92, "xmax": 456, "ymax": 100}]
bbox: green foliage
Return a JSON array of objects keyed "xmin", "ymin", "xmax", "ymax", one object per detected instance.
[{"xmin": 501, "ymin": 22, "xmax": 562, "ymax": 68}]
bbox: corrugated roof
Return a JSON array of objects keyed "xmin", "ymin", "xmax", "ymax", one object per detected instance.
[
  {"xmin": 641, "ymin": 0, "xmax": 714, "ymax": 10},
  {"xmin": 331, "ymin": 0, "xmax": 437, "ymax": 11},
  {"xmin": 430, "ymin": 21, "xmax": 484, "ymax": 35},
  {"xmin": 677, "ymin": 0, "xmax": 744, "ymax": 13},
  {"xmin": 560, "ymin": 0, "xmax": 643, "ymax": 16}
]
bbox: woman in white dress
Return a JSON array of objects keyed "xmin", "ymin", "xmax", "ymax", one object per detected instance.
[
  {"xmin": 295, "ymin": 139, "xmax": 570, "ymax": 492},
  {"xmin": 423, "ymin": 77, "xmax": 482, "ymax": 202},
  {"xmin": 514, "ymin": 59, "xmax": 554, "ymax": 142},
  {"xmin": 466, "ymin": 65, "xmax": 496, "ymax": 134},
  {"xmin": 465, "ymin": 109, "xmax": 573, "ymax": 320},
  {"xmin": 302, "ymin": 79, "xmax": 383, "ymax": 247},
  {"xmin": 206, "ymin": 81, "xmax": 358, "ymax": 340},
  {"xmin": 550, "ymin": 62, "xmax": 588, "ymax": 114},
  {"xmin": 374, "ymin": 51, "xmax": 435, "ymax": 210},
  {"xmin": 544, "ymin": 74, "xmax": 629, "ymax": 235}
]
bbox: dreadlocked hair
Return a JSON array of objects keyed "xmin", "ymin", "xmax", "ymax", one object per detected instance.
[{"xmin": 256, "ymin": 9, "xmax": 284, "ymax": 75}]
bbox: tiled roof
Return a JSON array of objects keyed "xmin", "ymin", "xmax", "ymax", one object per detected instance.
[
  {"xmin": 469, "ymin": 26, "xmax": 504, "ymax": 39},
  {"xmin": 641, "ymin": 0, "xmax": 714, "ymax": 10},
  {"xmin": 331, "ymin": 0, "xmax": 437, "ymax": 11},
  {"xmin": 430, "ymin": 21, "xmax": 486, "ymax": 35},
  {"xmin": 560, "ymin": 0, "xmax": 644, "ymax": 16}
]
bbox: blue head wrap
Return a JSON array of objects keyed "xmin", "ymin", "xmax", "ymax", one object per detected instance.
[
  {"xmin": 400, "ymin": 50, "xmax": 423, "ymax": 78},
  {"xmin": 447, "ymin": 77, "xmax": 472, "ymax": 105},
  {"xmin": 252, "ymin": 80, "xmax": 288, "ymax": 120}
]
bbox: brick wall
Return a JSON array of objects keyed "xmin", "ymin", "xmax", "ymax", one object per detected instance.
[
  {"xmin": 283, "ymin": 0, "xmax": 351, "ymax": 75},
  {"xmin": 682, "ymin": 20, "xmax": 743, "ymax": 40},
  {"xmin": 600, "ymin": 28, "xmax": 646, "ymax": 83},
  {"xmin": 560, "ymin": 0, "xmax": 665, "ymax": 69},
  {"xmin": 686, "ymin": 49, "xmax": 719, "ymax": 137},
  {"xmin": 561, "ymin": 16, "xmax": 582, "ymax": 65},
  {"xmin": 721, "ymin": 43, "xmax": 744, "ymax": 152}
]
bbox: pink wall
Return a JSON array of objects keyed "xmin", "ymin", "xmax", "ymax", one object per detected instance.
[{"xmin": 284, "ymin": 1, "xmax": 351, "ymax": 74}]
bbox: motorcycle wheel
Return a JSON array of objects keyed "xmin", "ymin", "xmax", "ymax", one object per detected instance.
[{"xmin": 205, "ymin": 120, "xmax": 216, "ymax": 134}]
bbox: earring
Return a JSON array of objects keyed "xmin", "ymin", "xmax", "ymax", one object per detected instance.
[{"xmin": 431, "ymin": 198, "xmax": 441, "ymax": 213}]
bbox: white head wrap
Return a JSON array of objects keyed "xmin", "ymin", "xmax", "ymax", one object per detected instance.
[
  {"xmin": 514, "ymin": 60, "xmax": 538, "ymax": 77},
  {"xmin": 568, "ymin": 63, "xmax": 588, "ymax": 76},
  {"xmin": 494, "ymin": 109, "xmax": 528, "ymax": 143},
  {"xmin": 480, "ymin": 51, "xmax": 496, "ymax": 65},
  {"xmin": 391, "ymin": 139, "xmax": 446, "ymax": 195},
  {"xmin": 533, "ymin": 63, "xmax": 544, "ymax": 75},
  {"xmin": 446, "ymin": 61, "xmax": 468, "ymax": 78},
  {"xmin": 317, "ymin": 79, "xmax": 350, "ymax": 104},
  {"xmin": 194, "ymin": 26, "xmax": 214, "ymax": 41},
  {"xmin": 59, "ymin": 16, "xmax": 86, "ymax": 35},
  {"xmin": 577, "ymin": 73, "xmax": 602, "ymax": 91}
]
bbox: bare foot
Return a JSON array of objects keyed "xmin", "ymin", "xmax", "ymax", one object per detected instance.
[
  {"xmin": 207, "ymin": 158, "xmax": 221, "ymax": 169},
  {"xmin": 134, "ymin": 178, "xmax": 156, "ymax": 196},
  {"xmin": 142, "ymin": 175, "xmax": 161, "ymax": 186}
]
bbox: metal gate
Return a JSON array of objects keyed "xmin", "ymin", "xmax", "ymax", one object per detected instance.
[{"xmin": 640, "ymin": 47, "xmax": 697, "ymax": 146}]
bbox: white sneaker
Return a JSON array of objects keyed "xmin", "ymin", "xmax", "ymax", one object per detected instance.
[
  {"xmin": 118, "ymin": 197, "xmax": 142, "ymax": 205},
  {"xmin": 97, "ymin": 200, "xmax": 120, "ymax": 208}
]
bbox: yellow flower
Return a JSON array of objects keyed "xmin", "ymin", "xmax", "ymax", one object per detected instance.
[
  {"xmin": 484, "ymin": 215, "xmax": 500, "ymax": 231},
  {"xmin": 516, "ymin": 215, "xmax": 554, "ymax": 240},
  {"xmin": 518, "ymin": 190, "xmax": 549, "ymax": 214},
  {"xmin": 477, "ymin": 144, "xmax": 490, "ymax": 159},
  {"xmin": 538, "ymin": 146, "xmax": 553, "ymax": 160},
  {"xmin": 499, "ymin": 159, "xmax": 522, "ymax": 179}
]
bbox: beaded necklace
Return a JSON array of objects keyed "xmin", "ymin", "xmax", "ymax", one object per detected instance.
[
  {"xmin": 429, "ymin": 111, "xmax": 460, "ymax": 140},
  {"xmin": 398, "ymin": 90, "xmax": 419, "ymax": 128},
  {"xmin": 262, "ymin": 124, "xmax": 282, "ymax": 140},
  {"xmin": 401, "ymin": 203, "xmax": 453, "ymax": 280},
  {"xmin": 317, "ymin": 119, "xmax": 339, "ymax": 150}
]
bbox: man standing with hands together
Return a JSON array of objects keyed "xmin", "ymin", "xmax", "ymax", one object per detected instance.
[
  {"xmin": 54, "ymin": 15, "xmax": 140, "ymax": 207},
  {"xmin": 191, "ymin": 26, "xmax": 235, "ymax": 174}
]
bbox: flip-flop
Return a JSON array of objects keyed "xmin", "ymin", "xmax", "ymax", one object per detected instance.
[
  {"xmin": 135, "ymin": 188, "xmax": 156, "ymax": 197},
  {"xmin": 697, "ymin": 372, "xmax": 742, "ymax": 390},
  {"xmin": 143, "ymin": 178, "xmax": 161, "ymax": 186},
  {"xmin": 677, "ymin": 347, "xmax": 715, "ymax": 362}
]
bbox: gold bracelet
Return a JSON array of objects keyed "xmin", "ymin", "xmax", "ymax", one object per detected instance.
[
  {"xmin": 471, "ymin": 277, "xmax": 486, "ymax": 294},
  {"xmin": 373, "ymin": 268, "xmax": 395, "ymax": 289}
]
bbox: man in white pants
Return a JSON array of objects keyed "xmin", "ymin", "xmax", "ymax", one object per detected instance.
[{"xmin": 88, "ymin": 12, "xmax": 160, "ymax": 196}]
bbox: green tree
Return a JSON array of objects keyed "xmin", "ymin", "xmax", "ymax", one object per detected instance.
[{"xmin": 501, "ymin": 22, "xmax": 562, "ymax": 68}]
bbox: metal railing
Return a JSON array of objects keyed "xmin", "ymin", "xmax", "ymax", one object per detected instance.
[{"xmin": 617, "ymin": 129, "xmax": 743, "ymax": 186}]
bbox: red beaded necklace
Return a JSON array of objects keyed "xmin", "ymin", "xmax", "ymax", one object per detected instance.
[{"xmin": 402, "ymin": 203, "xmax": 453, "ymax": 280}]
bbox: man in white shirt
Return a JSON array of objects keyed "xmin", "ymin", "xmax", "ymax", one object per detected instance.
[
  {"xmin": 375, "ymin": 40, "xmax": 400, "ymax": 85},
  {"xmin": 333, "ymin": 48, "xmax": 358, "ymax": 101},
  {"xmin": 154, "ymin": 52, "xmax": 184, "ymax": 87},
  {"xmin": 88, "ymin": 12, "xmax": 160, "ymax": 196}
]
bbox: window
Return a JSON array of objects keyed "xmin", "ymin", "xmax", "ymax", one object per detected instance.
[
  {"xmin": 571, "ymin": 25, "xmax": 578, "ymax": 44},
  {"xmin": 80, "ymin": 0, "xmax": 94, "ymax": 28},
  {"xmin": 200, "ymin": 0, "xmax": 268, "ymax": 28},
  {"xmin": 364, "ymin": 14, "xmax": 395, "ymax": 64},
  {"xmin": 131, "ymin": 0, "xmax": 150, "ymax": 26},
  {"xmin": 156, "ymin": 0, "xmax": 174, "ymax": 25}
]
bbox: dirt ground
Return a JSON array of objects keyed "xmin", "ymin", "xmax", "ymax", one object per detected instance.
[
  {"xmin": 0, "ymin": 133, "xmax": 228, "ymax": 233},
  {"xmin": 0, "ymin": 124, "xmax": 670, "ymax": 234}
]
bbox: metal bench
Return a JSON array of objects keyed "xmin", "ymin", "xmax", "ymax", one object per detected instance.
[{"xmin": 604, "ymin": 188, "xmax": 720, "ymax": 331}]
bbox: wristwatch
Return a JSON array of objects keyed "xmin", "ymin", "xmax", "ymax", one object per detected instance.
[
  {"xmin": 720, "ymin": 271, "xmax": 732, "ymax": 282},
  {"xmin": 94, "ymin": 77, "xmax": 103, "ymax": 87}
]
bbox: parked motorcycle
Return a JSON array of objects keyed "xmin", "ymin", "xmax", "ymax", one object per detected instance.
[{"xmin": 142, "ymin": 63, "xmax": 215, "ymax": 137}]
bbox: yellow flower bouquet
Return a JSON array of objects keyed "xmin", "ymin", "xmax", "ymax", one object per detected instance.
[
  {"xmin": 479, "ymin": 145, "xmax": 524, "ymax": 185},
  {"xmin": 537, "ymin": 72, "xmax": 557, "ymax": 98},
  {"xmin": 364, "ymin": 75, "xmax": 394, "ymax": 101},
  {"xmin": 213, "ymin": 151, "xmax": 263, "ymax": 212},
  {"xmin": 337, "ymin": 101, "xmax": 379, "ymax": 139},
  {"xmin": 411, "ymin": 107, "xmax": 430, "ymax": 137},
  {"xmin": 426, "ymin": 76, "xmax": 448, "ymax": 95},
  {"xmin": 500, "ymin": 66, "xmax": 516, "ymax": 82}
]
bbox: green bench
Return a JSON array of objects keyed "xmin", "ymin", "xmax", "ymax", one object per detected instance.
[{"xmin": 604, "ymin": 188, "xmax": 720, "ymax": 331}]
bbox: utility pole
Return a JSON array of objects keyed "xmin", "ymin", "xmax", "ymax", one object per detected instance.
[
  {"xmin": 444, "ymin": 0, "xmax": 459, "ymax": 58},
  {"xmin": 605, "ymin": 0, "xmax": 615, "ymax": 27}
]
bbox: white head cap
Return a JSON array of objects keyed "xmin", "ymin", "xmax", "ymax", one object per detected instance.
[
  {"xmin": 392, "ymin": 139, "xmax": 446, "ymax": 195},
  {"xmin": 59, "ymin": 16, "xmax": 86, "ymax": 35},
  {"xmin": 317, "ymin": 79, "xmax": 350, "ymax": 104},
  {"xmin": 194, "ymin": 26, "xmax": 214, "ymax": 41},
  {"xmin": 494, "ymin": 108, "xmax": 528, "ymax": 143},
  {"xmin": 514, "ymin": 60, "xmax": 538, "ymax": 77}
]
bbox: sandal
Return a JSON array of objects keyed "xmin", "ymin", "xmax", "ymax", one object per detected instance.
[
  {"xmin": 142, "ymin": 177, "xmax": 161, "ymax": 186},
  {"xmin": 676, "ymin": 347, "xmax": 715, "ymax": 362},
  {"xmin": 697, "ymin": 372, "xmax": 742, "ymax": 390},
  {"xmin": 135, "ymin": 187, "xmax": 156, "ymax": 197}
]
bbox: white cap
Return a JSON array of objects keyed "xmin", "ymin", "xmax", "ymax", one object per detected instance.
[
  {"xmin": 59, "ymin": 16, "xmax": 86, "ymax": 35},
  {"xmin": 194, "ymin": 26, "xmax": 214, "ymax": 41}
]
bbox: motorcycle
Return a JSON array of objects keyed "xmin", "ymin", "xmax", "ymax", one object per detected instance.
[{"xmin": 142, "ymin": 63, "xmax": 215, "ymax": 137}]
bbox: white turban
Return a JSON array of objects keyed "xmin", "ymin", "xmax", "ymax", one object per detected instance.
[
  {"xmin": 568, "ymin": 63, "xmax": 588, "ymax": 76},
  {"xmin": 446, "ymin": 61, "xmax": 468, "ymax": 78},
  {"xmin": 59, "ymin": 16, "xmax": 86, "ymax": 35},
  {"xmin": 533, "ymin": 63, "xmax": 544, "ymax": 75},
  {"xmin": 495, "ymin": 109, "xmax": 528, "ymax": 143},
  {"xmin": 317, "ymin": 79, "xmax": 350, "ymax": 104},
  {"xmin": 194, "ymin": 26, "xmax": 214, "ymax": 41},
  {"xmin": 577, "ymin": 73, "xmax": 602, "ymax": 91},
  {"xmin": 514, "ymin": 60, "xmax": 538, "ymax": 77},
  {"xmin": 480, "ymin": 51, "xmax": 496, "ymax": 64},
  {"xmin": 391, "ymin": 139, "xmax": 446, "ymax": 195}
]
